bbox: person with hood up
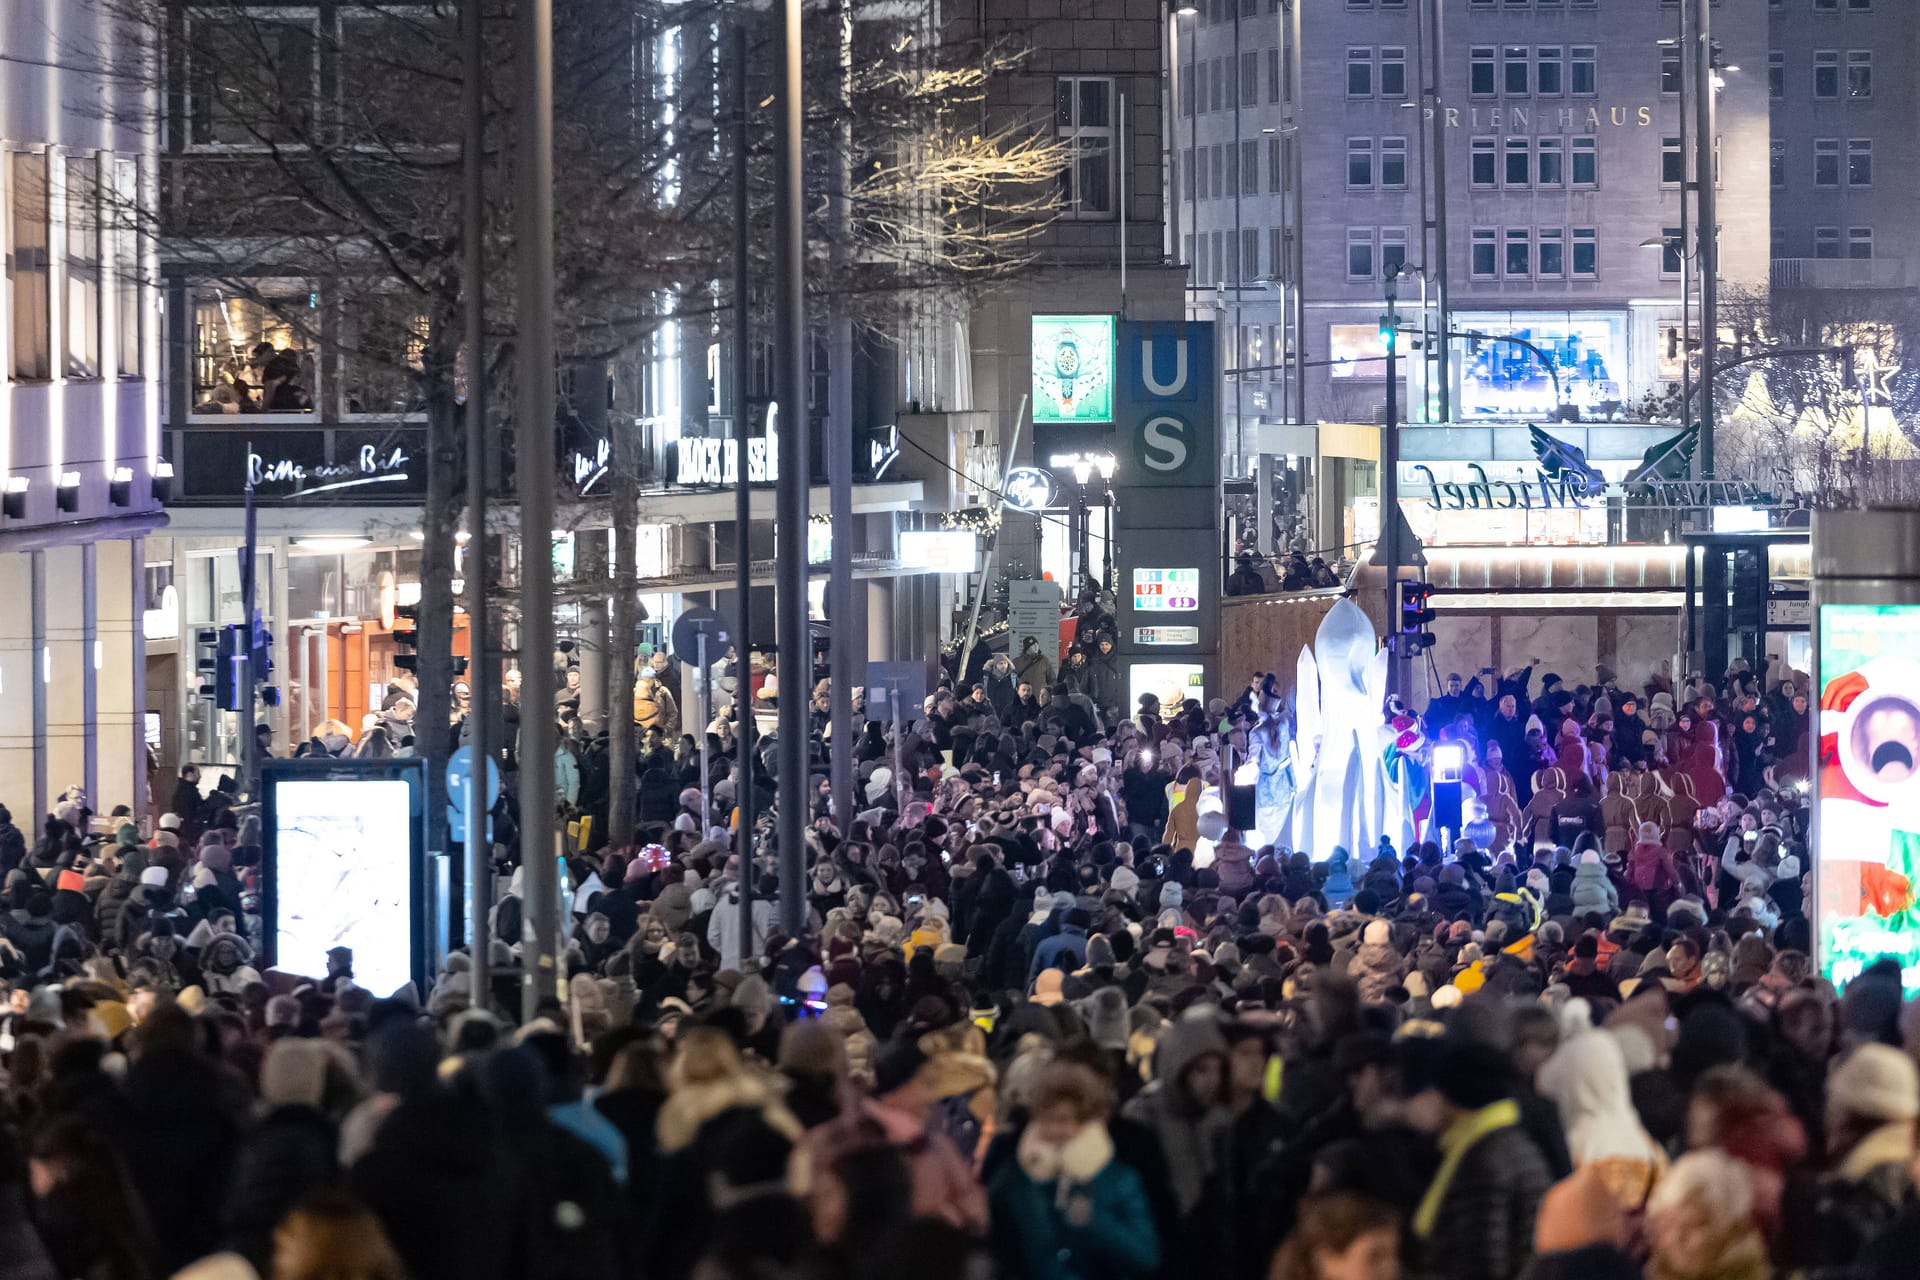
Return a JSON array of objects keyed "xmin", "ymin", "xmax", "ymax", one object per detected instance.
[
  {"xmin": 1121, "ymin": 1011, "xmax": 1229, "ymax": 1234},
  {"xmin": 1808, "ymin": 1043, "xmax": 1920, "ymax": 1273},
  {"xmin": 1211, "ymin": 827, "xmax": 1255, "ymax": 896},
  {"xmin": 1347, "ymin": 920, "xmax": 1404, "ymax": 1005},
  {"xmin": 1535, "ymin": 1001, "xmax": 1665, "ymax": 1213},
  {"xmin": 1626, "ymin": 821, "xmax": 1679, "ymax": 917},
  {"xmin": 1601, "ymin": 772, "xmax": 1640, "ymax": 859},
  {"xmin": 1162, "ymin": 777, "xmax": 1202, "ymax": 852},
  {"xmin": 1029, "ymin": 908, "xmax": 1091, "ymax": 982},
  {"xmin": 1570, "ymin": 848, "xmax": 1619, "ymax": 920},
  {"xmin": 988, "ymin": 1061, "xmax": 1160, "ymax": 1280},
  {"xmin": 706, "ymin": 869, "xmax": 776, "ymax": 972},
  {"xmin": 199, "ymin": 933, "xmax": 261, "ymax": 996},
  {"xmin": 1321, "ymin": 847, "xmax": 1356, "ymax": 907}
]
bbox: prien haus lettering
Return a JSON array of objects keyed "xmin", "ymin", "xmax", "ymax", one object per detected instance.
[{"xmin": 1426, "ymin": 104, "xmax": 1654, "ymax": 132}]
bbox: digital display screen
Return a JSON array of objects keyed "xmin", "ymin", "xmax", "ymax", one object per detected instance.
[
  {"xmin": 1032, "ymin": 314, "xmax": 1116, "ymax": 424},
  {"xmin": 1133, "ymin": 567, "xmax": 1201, "ymax": 612},
  {"xmin": 1816, "ymin": 604, "xmax": 1920, "ymax": 993},
  {"xmin": 268, "ymin": 775, "xmax": 417, "ymax": 996},
  {"xmin": 1129, "ymin": 662, "xmax": 1204, "ymax": 717}
]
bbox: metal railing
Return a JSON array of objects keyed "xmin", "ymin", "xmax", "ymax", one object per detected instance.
[{"xmin": 1771, "ymin": 257, "xmax": 1908, "ymax": 290}]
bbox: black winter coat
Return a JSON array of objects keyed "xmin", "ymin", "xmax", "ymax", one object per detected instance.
[{"xmin": 1414, "ymin": 1122, "xmax": 1552, "ymax": 1280}]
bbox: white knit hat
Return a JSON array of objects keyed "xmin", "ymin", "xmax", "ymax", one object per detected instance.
[{"xmin": 1829, "ymin": 1043, "xmax": 1920, "ymax": 1122}]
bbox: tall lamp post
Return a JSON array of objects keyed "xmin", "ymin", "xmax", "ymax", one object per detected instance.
[{"xmin": 1379, "ymin": 267, "xmax": 1405, "ymax": 702}]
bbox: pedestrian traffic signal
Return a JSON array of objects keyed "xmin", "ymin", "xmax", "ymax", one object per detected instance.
[
  {"xmin": 393, "ymin": 603, "xmax": 420, "ymax": 672},
  {"xmin": 1378, "ymin": 313, "xmax": 1396, "ymax": 353},
  {"xmin": 214, "ymin": 623, "xmax": 249, "ymax": 712},
  {"xmin": 1398, "ymin": 580, "xmax": 1436, "ymax": 652}
]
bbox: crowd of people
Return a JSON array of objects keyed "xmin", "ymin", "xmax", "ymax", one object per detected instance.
[{"xmin": 2, "ymin": 646, "xmax": 1917, "ymax": 1280}]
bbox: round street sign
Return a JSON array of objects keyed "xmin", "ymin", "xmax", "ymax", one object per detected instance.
[
  {"xmin": 672, "ymin": 607, "xmax": 731, "ymax": 663},
  {"xmin": 1002, "ymin": 466, "xmax": 1058, "ymax": 512}
]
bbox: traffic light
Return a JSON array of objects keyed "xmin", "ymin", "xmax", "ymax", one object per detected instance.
[
  {"xmin": 1378, "ymin": 313, "xmax": 1396, "ymax": 353},
  {"xmin": 1398, "ymin": 580, "xmax": 1436, "ymax": 652},
  {"xmin": 393, "ymin": 603, "xmax": 420, "ymax": 673},
  {"xmin": 214, "ymin": 623, "xmax": 249, "ymax": 712}
]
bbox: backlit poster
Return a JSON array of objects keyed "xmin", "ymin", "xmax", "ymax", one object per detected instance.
[
  {"xmin": 263, "ymin": 759, "xmax": 424, "ymax": 997},
  {"xmin": 1032, "ymin": 314, "xmax": 1116, "ymax": 424},
  {"xmin": 1132, "ymin": 567, "xmax": 1201, "ymax": 611},
  {"xmin": 1815, "ymin": 604, "xmax": 1920, "ymax": 991}
]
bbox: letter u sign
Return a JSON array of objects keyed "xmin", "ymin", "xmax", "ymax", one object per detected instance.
[{"xmin": 1142, "ymin": 338, "xmax": 1188, "ymax": 397}]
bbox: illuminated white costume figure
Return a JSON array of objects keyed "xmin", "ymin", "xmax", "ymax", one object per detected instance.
[
  {"xmin": 1248, "ymin": 689, "xmax": 1296, "ymax": 848},
  {"xmin": 1289, "ymin": 598, "xmax": 1398, "ymax": 859}
]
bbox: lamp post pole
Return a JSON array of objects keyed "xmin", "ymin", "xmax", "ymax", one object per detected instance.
[
  {"xmin": 1381, "ymin": 268, "xmax": 1404, "ymax": 703},
  {"xmin": 1694, "ymin": 0, "xmax": 1717, "ymax": 479}
]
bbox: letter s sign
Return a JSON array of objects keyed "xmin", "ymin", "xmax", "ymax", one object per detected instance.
[{"xmin": 1140, "ymin": 415, "xmax": 1193, "ymax": 474}]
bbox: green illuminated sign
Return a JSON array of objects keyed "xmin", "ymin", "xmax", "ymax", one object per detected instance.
[{"xmin": 1031, "ymin": 314, "xmax": 1115, "ymax": 424}]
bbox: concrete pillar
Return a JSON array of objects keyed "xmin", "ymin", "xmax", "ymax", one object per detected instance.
[
  {"xmin": 45, "ymin": 545, "xmax": 87, "ymax": 811},
  {"xmin": 0, "ymin": 555, "xmax": 37, "ymax": 823},
  {"xmin": 96, "ymin": 539, "xmax": 142, "ymax": 813}
]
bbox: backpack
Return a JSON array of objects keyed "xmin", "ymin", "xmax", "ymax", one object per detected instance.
[{"xmin": 1630, "ymin": 846, "xmax": 1667, "ymax": 893}]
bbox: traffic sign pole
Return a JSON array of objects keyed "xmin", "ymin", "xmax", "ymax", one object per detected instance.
[{"xmin": 697, "ymin": 631, "xmax": 711, "ymax": 828}]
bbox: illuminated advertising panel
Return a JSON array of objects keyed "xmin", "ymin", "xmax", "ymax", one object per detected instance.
[
  {"xmin": 1032, "ymin": 315, "xmax": 1116, "ymax": 424},
  {"xmin": 1129, "ymin": 662, "xmax": 1205, "ymax": 717},
  {"xmin": 1328, "ymin": 324, "xmax": 1390, "ymax": 379},
  {"xmin": 263, "ymin": 759, "xmax": 425, "ymax": 997},
  {"xmin": 897, "ymin": 530, "xmax": 979, "ymax": 574},
  {"xmin": 1132, "ymin": 567, "xmax": 1201, "ymax": 612},
  {"xmin": 1816, "ymin": 604, "xmax": 1920, "ymax": 991}
]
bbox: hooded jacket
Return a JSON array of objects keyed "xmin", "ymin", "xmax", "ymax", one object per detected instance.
[
  {"xmin": 1121, "ymin": 1014, "xmax": 1229, "ymax": 1217},
  {"xmin": 1161, "ymin": 779, "xmax": 1202, "ymax": 852},
  {"xmin": 1571, "ymin": 850, "xmax": 1620, "ymax": 920}
]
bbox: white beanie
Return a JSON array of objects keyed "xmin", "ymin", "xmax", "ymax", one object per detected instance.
[
  {"xmin": 1109, "ymin": 865, "xmax": 1140, "ymax": 897},
  {"xmin": 140, "ymin": 865, "xmax": 168, "ymax": 887},
  {"xmin": 1829, "ymin": 1044, "xmax": 1920, "ymax": 1123}
]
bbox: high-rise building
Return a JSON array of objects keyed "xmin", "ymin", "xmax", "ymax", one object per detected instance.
[
  {"xmin": 0, "ymin": 1, "xmax": 165, "ymax": 819},
  {"xmin": 1173, "ymin": 0, "xmax": 1768, "ymax": 449}
]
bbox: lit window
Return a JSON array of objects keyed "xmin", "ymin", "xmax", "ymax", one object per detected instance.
[
  {"xmin": 113, "ymin": 157, "xmax": 142, "ymax": 378},
  {"xmin": 189, "ymin": 283, "xmax": 320, "ymax": 416},
  {"xmin": 62, "ymin": 154, "xmax": 101, "ymax": 381},
  {"xmin": 9, "ymin": 152, "xmax": 50, "ymax": 380}
]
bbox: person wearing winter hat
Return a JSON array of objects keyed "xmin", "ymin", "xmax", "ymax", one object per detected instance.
[{"xmin": 1810, "ymin": 1043, "xmax": 1920, "ymax": 1272}]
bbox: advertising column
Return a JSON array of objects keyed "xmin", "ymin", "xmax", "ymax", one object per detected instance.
[
  {"xmin": 1812, "ymin": 510, "xmax": 1920, "ymax": 993},
  {"xmin": 1111, "ymin": 321, "xmax": 1220, "ymax": 714}
]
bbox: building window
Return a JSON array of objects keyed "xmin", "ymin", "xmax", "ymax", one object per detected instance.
[
  {"xmin": 9, "ymin": 151, "xmax": 50, "ymax": 381},
  {"xmin": 1471, "ymin": 137, "xmax": 1497, "ymax": 187},
  {"xmin": 1503, "ymin": 46, "xmax": 1530, "ymax": 96},
  {"xmin": 1660, "ymin": 226, "xmax": 1683, "ymax": 276},
  {"xmin": 62, "ymin": 155, "xmax": 101, "ymax": 381},
  {"xmin": 1471, "ymin": 228, "xmax": 1498, "ymax": 279},
  {"xmin": 1242, "ymin": 51, "xmax": 1259, "ymax": 106},
  {"xmin": 1182, "ymin": 149, "xmax": 1195, "ymax": 201},
  {"xmin": 1848, "ymin": 137, "xmax": 1872, "ymax": 186},
  {"xmin": 1505, "ymin": 136, "xmax": 1530, "ymax": 186},
  {"xmin": 1224, "ymin": 229, "xmax": 1239, "ymax": 283},
  {"xmin": 1380, "ymin": 47, "xmax": 1407, "ymax": 99},
  {"xmin": 1572, "ymin": 228, "xmax": 1597, "ymax": 278},
  {"xmin": 1538, "ymin": 227, "xmax": 1565, "ymax": 278},
  {"xmin": 1814, "ymin": 51, "xmax": 1839, "ymax": 99},
  {"xmin": 339, "ymin": 296, "xmax": 428, "ymax": 417},
  {"xmin": 1471, "ymin": 47, "xmax": 1496, "ymax": 98},
  {"xmin": 1769, "ymin": 52, "xmax": 1784, "ymax": 99},
  {"xmin": 1194, "ymin": 61, "xmax": 1208, "ymax": 114},
  {"xmin": 113, "ymin": 157, "xmax": 141, "ymax": 378},
  {"xmin": 1571, "ymin": 137, "xmax": 1597, "ymax": 185},
  {"xmin": 1661, "ymin": 136, "xmax": 1684, "ymax": 186},
  {"xmin": 1268, "ymin": 47, "xmax": 1282, "ymax": 102},
  {"xmin": 1269, "ymin": 137, "xmax": 1283, "ymax": 192},
  {"xmin": 1212, "ymin": 230, "xmax": 1225, "ymax": 283},
  {"xmin": 1770, "ymin": 140, "xmax": 1786, "ymax": 188},
  {"xmin": 1661, "ymin": 50, "xmax": 1681, "ymax": 96},
  {"xmin": 1224, "ymin": 143, "xmax": 1238, "ymax": 195},
  {"xmin": 1815, "ymin": 137, "xmax": 1840, "ymax": 187},
  {"xmin": 1381, "ymin": 227, "xmax": 1408, "ymax": 277},
  {"xmin": 1213, "ymin": 143, "xmax": 1227, "ymax": 198},
  {"xmin": 1269, "ymin": 227, "xmax": 1284, "ymax": 276},
  {"xmin": 190, "ymin": 284, "xmax": 319, "ymax": 415},
  {"xmin": 1381, "ymin": 136, "xmax": 1408, "ymax": 188},
  {"xmin": 185, "ymin": 14, "xmax": 317, "ymax": 148},
  {"xmin": 1223, "ymin": 56, "xmax": 1238, "ymax": 107},
  {"xmin": 1347, "ymin": 228, "xmax": 1375, "ymax": 280},
  {"xmin": 1849, "ymin": 227, "xmax": 1873, "ymax": 259},
  {"xmin": 1347, "ymin": 137, "xmax": 1375, "ymax": 188},
  {"xmin": 1537, "ymin": 136, "xmax": 1564, "ymax": 186},
  {"xmin": 1348, "ymin": 47, "xmax": 1373, "ymax": 97},
  {"xmin": 1505, "ymin": 228, "xmax": 1531, "ymax": 278},
  {"xmin": 1813, "ymin": 0, "xmax": 1838, "ymax": 11},
  {"xmin": 1848, "ymin": 51, "xmax": 1871, "ymax": 99},
  {"xmin": 1056, "ymin": 77, "xmax": 1116, "ymax": 218},
  {"xmin": 1183, "ymin": 234, "xmax": 1194, "ymax": 272},
  {"xmin": 1536, "ymin": 47, "xmax": 1563, "ymax": 96},
  {"xmin": 1196, "ymin": 235, "xmax": 1209, "ymax": 282},
  {"xmin": 1195, "ymin": 147, "xmax": 1209, "ymax": 200},
  {"xmin": 1848, "ymin": 0, "xmax": 1870, "ymax": 9},
  {"xmin": 1180, "ymin": 69, "xmax": 1194, "ymax": 119},
  {"xmin": 1212, "ymin": 57, "xmax": 1226, "ymax": 111},
  {"xmin": 1571, "ymin": 47, "xmax": 1597, "ymax": 96},
  {"xmin": 1814, "ymin": 226, "xmax": 1840, "ymax": 259},
  {"xmin": 1243, "ymin": 140, "xmax": 1259, "ymax": 194}
]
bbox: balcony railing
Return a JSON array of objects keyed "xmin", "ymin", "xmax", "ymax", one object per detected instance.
[{"xmin": 1771, "ymin": 257, "xmax": 1909, "ymax": 290}]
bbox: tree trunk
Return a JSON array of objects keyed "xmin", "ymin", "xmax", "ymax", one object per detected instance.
[{"xmin": 417, "ymin": 325, "xmax": 463, "ymax": 853}]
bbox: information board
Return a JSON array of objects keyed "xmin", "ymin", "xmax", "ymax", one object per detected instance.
[{"xmin": 1132, "ymin": 567, "xmax": 1201, "ymax": 612}]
